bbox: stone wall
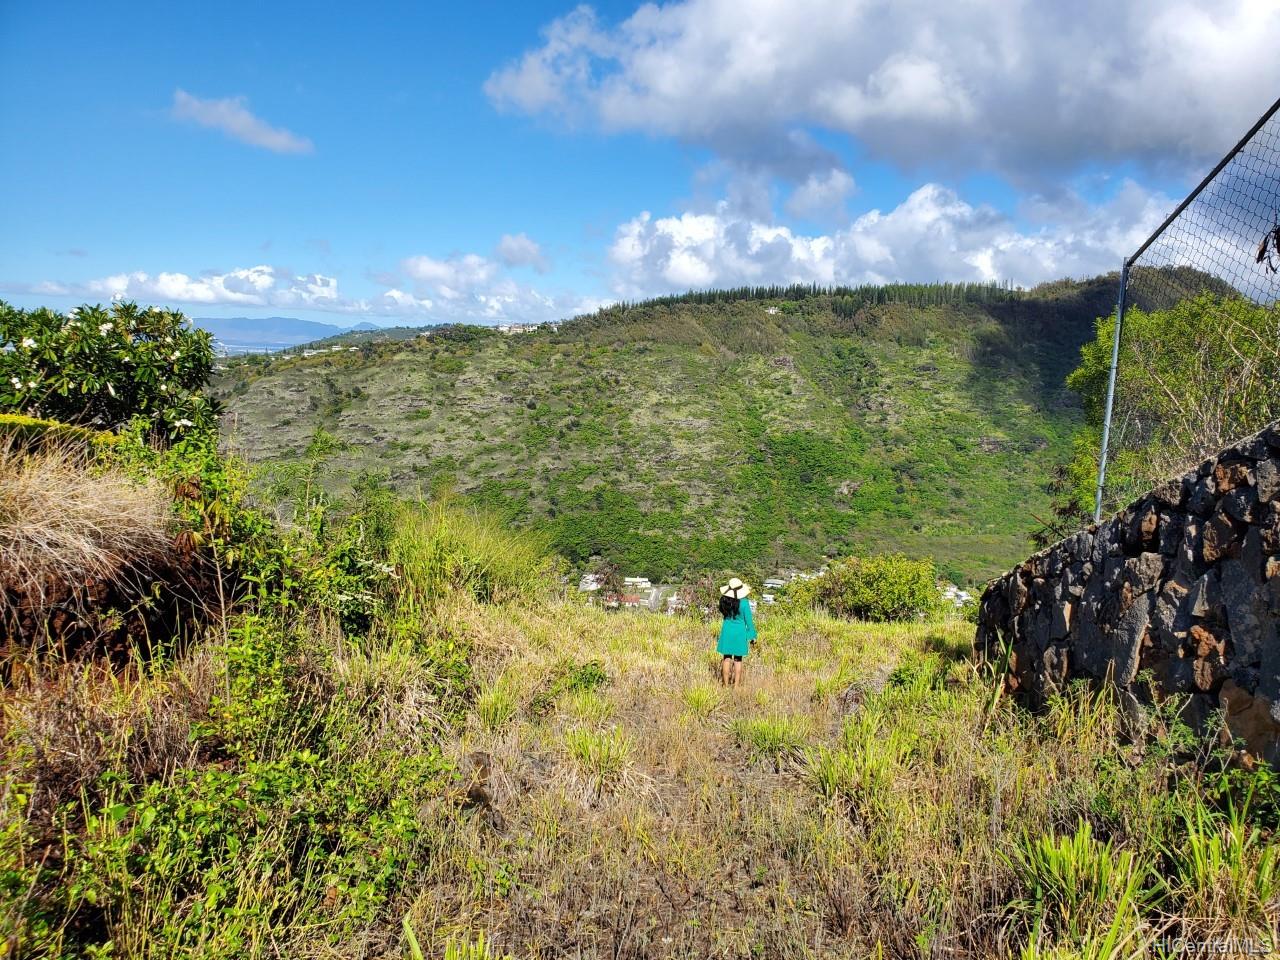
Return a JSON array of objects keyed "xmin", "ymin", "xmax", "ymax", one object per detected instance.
[{"xmin": 975, "ymin": 421, "xmax": 1280, "ymax": 762}]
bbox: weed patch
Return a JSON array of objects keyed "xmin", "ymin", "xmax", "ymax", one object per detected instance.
[{"xmin": 732, "ymin": 714, "xmax": 811, "ymax": 769}]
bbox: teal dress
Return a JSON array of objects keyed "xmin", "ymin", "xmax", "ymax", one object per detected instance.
[{"xmin": 716, "ymin": 598, "xmax": 756, "ymax": 657}]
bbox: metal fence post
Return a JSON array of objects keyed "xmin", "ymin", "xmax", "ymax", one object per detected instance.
[{"xmin": 1093, "ymin": 260, "xmax": 1129, "ymax": 523}]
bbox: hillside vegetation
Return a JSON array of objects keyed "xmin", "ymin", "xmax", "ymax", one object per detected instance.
[
  {"xmin": 3, "ymin": 300, "xmax": 1279, "ymax": 957},
  {"xmin": 1062, "ymin": 291, "xmax": 1280, "ymax": 519},
  {"xmin": 216, "ymin": 279, "xmax": 1121, "ymax": 582},
  {"xmin": 5, "ymin": 441, "xmax": 1278, "ymax": 957}
]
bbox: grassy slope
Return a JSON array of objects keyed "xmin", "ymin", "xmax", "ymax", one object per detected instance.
[
  {"xmin": 16, "ymin": 595, "xmax": 1277, "ymax": 957},
  {"xmin": 404, "ymin": 600, "xmax": 1274, "ymax": 958},
  {"xmin": 217, "ymin": 281, "xmax": 1116, "ymax": 583},
  {"xmin": 7, "ymin": 469, "xmax": 1275, "ymax": 955}
]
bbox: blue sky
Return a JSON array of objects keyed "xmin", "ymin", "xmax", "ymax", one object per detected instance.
[{"xmin": 3, "ymin": 0, "xmax": 1279, "ymax": 326}]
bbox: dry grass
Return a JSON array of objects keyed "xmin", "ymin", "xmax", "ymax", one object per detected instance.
[
  {"xmin": 0, "ymin": 441, "xmax": 177, "ymax": 623},
  {"xmin": 3, "ymin": 483, "xmax": 1273, "ymax": 960},
  {"xmin": 394, "ymin": 601, "xmax": 1280, "ymax": 959},
  {"xmin": 6, "ymin": 578, "xmax": 1276, "ymax": 957},
  {"xmin": 2, "ymin": 651, "xmax": 217, "ymax": 835},
  {"xmin": 402, "ymin": 606, "xmax": 987, "ymax": 957}
]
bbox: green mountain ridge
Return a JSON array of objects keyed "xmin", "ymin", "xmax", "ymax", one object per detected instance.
[{"xmin": 216, "ymin": 277, "xmax": 1120, "ymax": 582}]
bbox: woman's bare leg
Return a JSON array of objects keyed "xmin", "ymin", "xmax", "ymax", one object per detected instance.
[
  {"xmin": 721, "ymin": 656, "xmax": 731, "ymax": 685},
  {"xmin": 732, "ymin": 659, "xmax": 744, "ymax": 687}
]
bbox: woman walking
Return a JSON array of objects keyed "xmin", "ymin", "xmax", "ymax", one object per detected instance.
[{"xmin": 716, "ymin": 577, "xmax": 756, "ymax": 687}]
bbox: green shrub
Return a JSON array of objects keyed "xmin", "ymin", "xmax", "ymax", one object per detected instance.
[
  {"xmin": 66, "ymin": 749, "xmax": 444, "ymax": 956},
  {"xmin": 322, "ymin": 515, "xmax": 396, "ymax": 639},
  {"xmin": 1, "ymin": 464, "xmax": 462, "ymax": 954},
  {"xmin": 106, "ymin": 426, "xmax": 304, "ymax": 606},
  {"xmin": 789, "ymin": 553, "xmax": 940, "ymax": 621},
  {"xmin": 0, "ymin": 371, "xmax": 530, "ymax": 955},
  {"xmin": 1062, "ymin": 291, "xmax": 1280, "ymax": 514},
  {"xmin": 0, "ymin": 301, "xmax": 218, "ymax": 441}
]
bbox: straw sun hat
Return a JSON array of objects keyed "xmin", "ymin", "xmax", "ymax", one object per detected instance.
[{"xmin": 719, "ymin": 577, "xmax": 751, "ymax": 599}]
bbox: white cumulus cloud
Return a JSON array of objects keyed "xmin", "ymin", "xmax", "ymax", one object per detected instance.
[
  {"xmin": 73, "ymin": 264, "xmax": 430, "ymax": 317},
  {"xmin": 609, "ymin": 180, "xmax": 1170, "ymax": 299},
  {"xmin": 398, "ymin": 247, "xmax": 601, "ymax": 320},
  {"xmin": 496, "ymin": 232, "xmax": 550, "ymax": 272},
  {"xmin": 401, "ymin": 253, "xmax": 498, "ymax": 300},
  {"xmin": 171, "ymin": 89, "xmax": 314, "ymax": 155},
  {"xmin": 14, "ymin": 247, "xmax": 608, "ymax": 326},
  {"xmin": 785, "ymin": 168, "xmax": 856, "ymax": 223},
  {"xmin": 87, "ymin": 266, "xmax": 281, "ymax": 305},
  {"xmin": 487, "ymin": 0, "xmax": 1280, "ymax": 182}
]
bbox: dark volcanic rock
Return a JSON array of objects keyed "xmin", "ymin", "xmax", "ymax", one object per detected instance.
[{"xmin": 975, "ymin": 419, "xmax": 1280, "ymax": 764}]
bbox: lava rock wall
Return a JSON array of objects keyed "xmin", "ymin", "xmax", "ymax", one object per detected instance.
[{"xmin": 976, "ymin": 422, "xmax": 1280, "ymax": 761}]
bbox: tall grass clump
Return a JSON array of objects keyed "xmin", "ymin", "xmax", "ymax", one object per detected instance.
[
  {"xmin": 442, "ymin": 932, "xmax": 515, "ymax": 960},
  {"xmin": 564, "ymin": 726, "xmax": 631, "ymax": 794},
  {"xmin": 476, "ymin": 681, "xmax": 518, "ymax": 731},
  {"xmin": 732, "ymin": 713, "xmax": 810, "ymax": 768},
  {"xmin": 806, "ymin": 707, "xmax": 912, "ymax": 815},
  {"xmin": 527, "ymin": 658, "xmax": 609, "ymax": 718},
  {"xmin": 0, "ymin": 440, "xmax": 176, "ymax": 623},
  {"xmin": 1165, "ymin": 795, "xmax": 1280, "ymax": 933},
  {"xmin": 1008, "ymin": 820, "xmax": 1156, "ymax": 947},
  {"xmin": 403, "ymin": 922, "xmax": 514, "ymax": 960},
  {"xmin": 562, "ymin": 688, "xmax": 614, "ymax": 725},
  {"xmin": 391, "ymin": 498, "xmax": 556, "ymax": 606},
  {"xmin": 681, "ymin": 681, "xmax": 722, "ymax": 718}
]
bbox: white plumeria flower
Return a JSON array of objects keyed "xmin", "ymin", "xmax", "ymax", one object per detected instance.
[
  {"xmin": 170, "ymin": 351, "xmax": 180, "ymax": 361},
  {"xmin": 20, "ymin": 337, "xmax": 36, "ymax": 349},
  {"xmin": 159, "ymin": 383, "xmax": 168, "ymax": 393},
  {"xmin": 174, "ymin": 418, "xmax": 194, "ymax": 428},
  {"xmin": 99, "ymin": 322, "xmax": 113, "ymax": 334},
  {"xmin": 10, "ymin": 376, "xmax": 21, "ymax": 388}
]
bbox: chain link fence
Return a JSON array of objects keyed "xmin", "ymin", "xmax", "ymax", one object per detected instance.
[{"xmin": 1094, "ymin": 96, "xmax": 1280, "ymax": 520}]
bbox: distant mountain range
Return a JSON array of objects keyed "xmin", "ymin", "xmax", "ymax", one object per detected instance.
[{"xmin": 194, "ymin": 316, "xmax": 386, "ymax": 353}]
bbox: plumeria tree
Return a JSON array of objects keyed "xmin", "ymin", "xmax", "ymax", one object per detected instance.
[{"xmin": 0, "ymin": 300, "xmax": 219, "ymax": 440}]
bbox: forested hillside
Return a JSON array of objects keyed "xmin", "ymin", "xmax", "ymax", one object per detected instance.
[{"xmin": 217, "ymin": 278, "xmax": 1119, "ymax": 582}]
